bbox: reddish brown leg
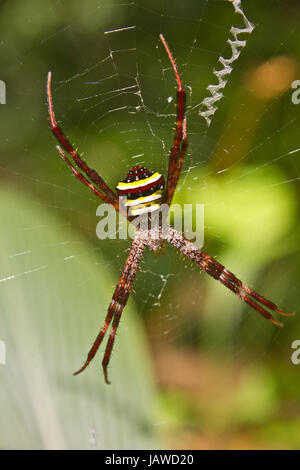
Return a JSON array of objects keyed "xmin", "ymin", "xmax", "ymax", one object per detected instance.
[
  {"xmin": 74, "ymin": 234, "xmax": 146, "ymax": 384},
  {"xmin": 166, "ymin": 227, "xmax": 293, "ymax": 325},
  {"xmin": 56, "ymin": 146, "xmax": 113, "ymax": 204},
  {"xmin": 47, "ymin": 72, "xmax": 119, "ymax": 210},
  {"xmin": 159, "ymin": 35, "xmax": 187, "ymax": 206},
  {"xmin": 166, "ymin": 116, "xmax": 188, "ymax": 205}
]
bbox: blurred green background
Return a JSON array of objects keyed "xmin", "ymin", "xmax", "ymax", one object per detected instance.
[{"xmin": 0, "ymin": 0, "xmax": 300, "ymax": 449}]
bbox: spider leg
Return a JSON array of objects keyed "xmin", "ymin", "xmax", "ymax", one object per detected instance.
[
  {"xmin": 56, "ymin": 145, "xmax": 113, "ymax": 204},
  {"xmin": 47, "ymin": 71, "xmax": 119, "ymax": 210},
  {"xmin": 166, "ymin": 116, "xmax": 188, "ymax": 205},
  {"xmin": 74, "ymin": 233, "xmax": 146, "ymax": 384},
  {"xmin": 159, "ymin": 35, "xmax": 187, "ymax": 206},
  {"xmin": 166, "ymin": 227, "xmax": 293, "ymax": 325}
]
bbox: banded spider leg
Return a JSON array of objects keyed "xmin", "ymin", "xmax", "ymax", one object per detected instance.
[
  {"xmin": 74, "ymin": 233, "xmax": 146, "ymax": 384},
  {"xmin": 166, "ymin": 227, "xmax": 293, "ymax": 326}
]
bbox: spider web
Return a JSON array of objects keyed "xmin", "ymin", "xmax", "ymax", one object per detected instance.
[{"xmin": 0, "ymin": 0, "xmax": 300, "ymax": 449}]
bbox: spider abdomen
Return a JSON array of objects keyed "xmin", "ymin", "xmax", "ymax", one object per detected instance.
[{"xmin": 116, "ymin": 165, "xmax": 165, "ymax": 216}]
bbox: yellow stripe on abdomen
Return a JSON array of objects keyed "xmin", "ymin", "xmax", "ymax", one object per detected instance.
[{"xmin": 116, "ymin": 172, "xmax": 161, "ymax": 190}]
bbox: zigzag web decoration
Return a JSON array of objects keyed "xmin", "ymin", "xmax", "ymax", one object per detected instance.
[{"xmin": 199, "ymin": 0, "xmax": 255, "ymax": 126}]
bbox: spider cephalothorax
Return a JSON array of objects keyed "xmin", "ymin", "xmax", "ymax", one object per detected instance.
[
  {"xmin": 116, "ymin": 165, "xmax": 165, "ymax": 216},
  {"xmin": 47, "ymin": 34, "xmax": 292, "ymax": 384}
]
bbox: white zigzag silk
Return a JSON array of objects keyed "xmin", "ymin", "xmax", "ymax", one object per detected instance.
[{"xmin": 199, "ymin": 0, "xmax": 255, "ymax": 126}]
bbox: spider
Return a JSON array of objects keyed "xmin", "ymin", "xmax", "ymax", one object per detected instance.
[{"xmin": 47, "ymin": 34, "xmax": 292, "ymax": 384}]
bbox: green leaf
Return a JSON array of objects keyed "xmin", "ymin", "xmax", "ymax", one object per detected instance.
[{"xmin": 0, "ymin": 186, "xmax": 158, "ymax": 449}]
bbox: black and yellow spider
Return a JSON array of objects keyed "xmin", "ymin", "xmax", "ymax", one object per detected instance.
[{"xmin": 47, "ymin": 34, "xmax": 292, "ymax": 384}]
